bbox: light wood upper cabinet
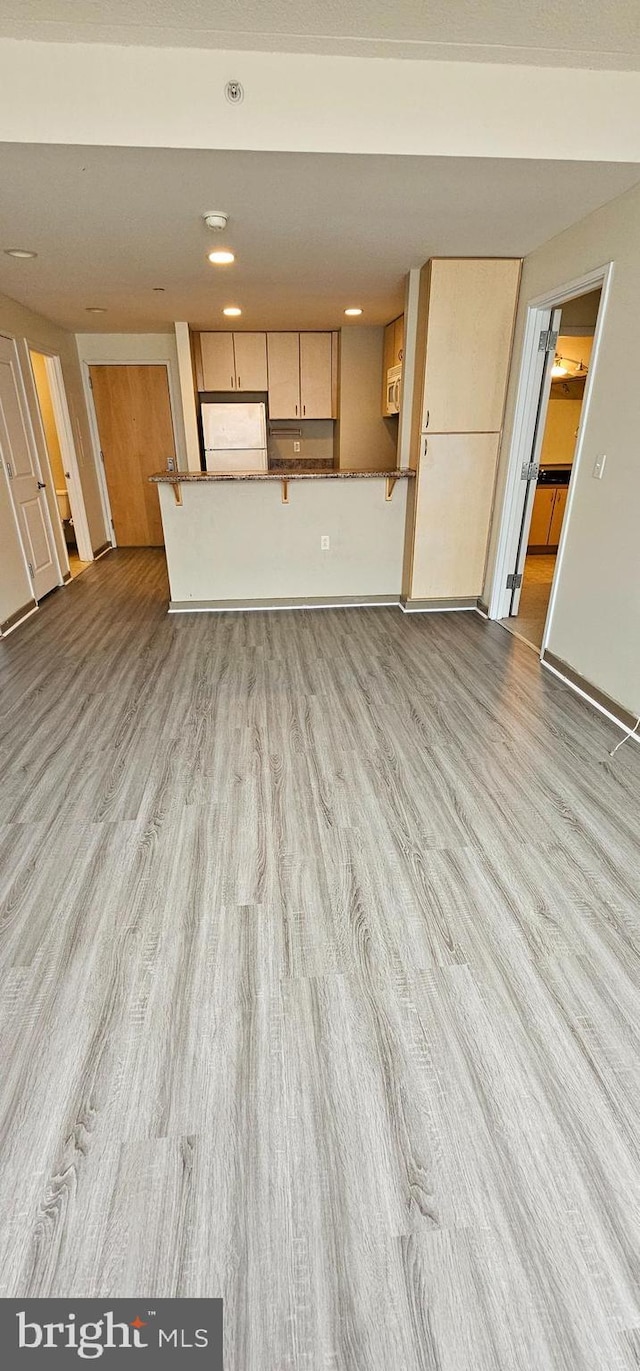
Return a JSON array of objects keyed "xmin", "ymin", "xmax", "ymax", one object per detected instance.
[
  {"xmin": 381, "ymin": 315, "xmax": 404, "ymax": 415},
  {"xmin": 299, "ymin": 332, "xmax": 333, "ymax": 418},
  {"xmin": 393, "ymin": 315, "xmax": 404, "ymax": 366},
  {"xmin": 419, "ymin": 259, "xmax": 520, "ymax": 433},
  {"xmin": 267, "ymin": 333, "xmax": 301, "ymax": 418},
  {"xmin": 200, "ymin": 333, "xmax": 236, "ymax": 391},
  {"xmin": 233, "ymin": 333, "xmax": 268, "ymax": 391}
]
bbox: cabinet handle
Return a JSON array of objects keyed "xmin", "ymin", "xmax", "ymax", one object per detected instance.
[
  {"xmin": 303, "ymin": 404, "xmax": 306, "ymax": 416},
  {"xmin": 231, "ymin": 376, "xmax": 234, "ymax": 388},
  {"xmin": 425, "ymin": 409, "xmax": 430, "ymax": 429},
  {"xmin": 237, "ymin": 376, "xmax": 241, "ymax": 388},
  {"xmin": 295, "ymin": 404, "xmax": 298, "ymax": 416}
]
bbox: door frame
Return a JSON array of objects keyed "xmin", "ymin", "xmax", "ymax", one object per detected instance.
[
  {"xmin": 82, "ymin": 358, "xmax": 180, "ymax": 548},
  {"xmin": 26, "ymin": 343, "xmax": 94, "ymax": 564},
  {"xmin": 0, "ymin": 330, "xmax": 65, "ymax": 597},
  {"xmin": 487, "ymin": 262, "xmax": 613, "ymax": 652}
]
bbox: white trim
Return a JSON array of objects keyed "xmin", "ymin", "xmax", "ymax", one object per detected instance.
[
  {"xmin": 0, "ymin": 603, "xmax": 39, "ymax": 637},
  {"xmin": 541, "ymin": 659, "xmax": 640, "ymax": 744},
  {"xmin": 400, "ymin": 603, "xmax": 476, "ymax": 614},
  {"xmin": 81, "ymin": 357, "xmax": 181, "ymax": 548},
  {"xmin": 168, "ymin": 598, "xmax": 400, "ymax": 613},
  {"xmin": 26, "ymin": 343, "xmax": 94, "ymax": 564},
  {"xmin": 487, "ymin": 262, "xmax": 613, "ymax": 632}
]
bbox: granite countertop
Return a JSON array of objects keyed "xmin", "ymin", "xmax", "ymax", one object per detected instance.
[{"xmin": 149, "ymin": 468, "xmax": 415, "ymax": 483}]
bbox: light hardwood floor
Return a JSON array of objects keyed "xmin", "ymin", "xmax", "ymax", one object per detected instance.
[{"xmin": 1, "ymin": 548, "xmax": 639, "ymax": 1370}]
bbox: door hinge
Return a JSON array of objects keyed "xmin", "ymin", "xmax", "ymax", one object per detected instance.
[
  {"xmin": 100, "ymin": 449, "xmax": 105, "ymax": 463},
  {"xmin": 110, "ymin": 518, "xmax": 115, "ymax": 529},
  {"xmin": 538, "ymin": 329, "xmax": 559, "ymax": 354},
  {"xmin": 5, "ymin": 459, "xmax": 13, "ymax": 479},
  {"xmin": 521, "ymin": 461, "xmax": 539, "ymax": 481},
  {"xmin": 27, "ymin": 560, "xmax": 34, "ymax": 579},
  {"xmin": 506, "ymin": 572, "xmax": 523, "ymax": 591},
  {"xmin": 88, "ymin": 374, "xmax": 93, "ymax": 389}
]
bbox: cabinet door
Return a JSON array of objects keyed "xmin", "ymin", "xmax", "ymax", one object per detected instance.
[
  {"xmin": 549, "ymin": 486, "xmax": 568, "ymax": 545},
  {"xmin": 393, "ymin": 315, "xmax": 404, "ymax": 365},
  {"xmin": 233, "ymin": 333, "xmax": 267, "ymax": 391},
  {"xmin": 299, "ymin": 332, "xmax": 332, "ymax": 418},
  {"xmin": 381, "ymin": 321, "xmax": 396, "ymax": 414},
  {"xmin": 200, "ymin": 333, "xmax": 236, "ymax": 391},
  {"xmin": 267, "ymin": 333, "xmax": 301, "ymax": 418},
  {"xmin": 409, "ymin": 432, "xmax": 500, "ymax": 599},
  {"xmin": 422, "ymin": 259, "xmax": 520, "ymax": 432},
  {"xmin": 528, "ymin": 487, "xmax": 556, "ymax": 547}
]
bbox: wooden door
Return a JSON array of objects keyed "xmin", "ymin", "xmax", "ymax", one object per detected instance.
[
  {"xmin": 422, "ymin": 259, "xmax": 520, "ymax": 432},
  {"xmin": 89, "ymin": 365, "xmax": 175, "ymax": 546},
  {"xmin": 233, "ymin": 333, "xmax": 268, "ymax": 391},
  {"xmin": 299, "ymin": 333, "xmax": 332, "ymax": 418},
  {"xmin": 528, "ymin": 487, "xmax": 556, "ymax": 547},
  {"xmin": 0, "ymin": 334, "xmax": 59, "ymax": 600},
  {"xmin": 200, "ymin": 333, "xmax": 236, "ymax": 391},
  {"xmin": 267, "ymin": 333, "xmax": 301, "ymax": 418},
  {"xmin": 549, "ymin": 486, "xmax": 568, "ymax": 545},
  {"xmin": 393, "ymin": 315, "xmax": 405, "ymax": 365},
  {"xmin": 381, "ymin": 321, "xmax": 396, "ymax": 413}
]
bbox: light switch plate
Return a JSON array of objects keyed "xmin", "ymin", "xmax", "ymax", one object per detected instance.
[{"xmin": 593, "ymin": 454, "xmax": 607, "ymax": 479}]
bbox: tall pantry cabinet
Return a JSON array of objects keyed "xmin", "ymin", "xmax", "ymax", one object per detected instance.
[{"xmin": 404, "ymin": 258, "xmax": 521, "ymax": 604}]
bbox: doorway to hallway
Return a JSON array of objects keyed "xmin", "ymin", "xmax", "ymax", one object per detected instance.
[{"xmin": 29, "ymin": 349, "xmax": 92, "ymax": 580}]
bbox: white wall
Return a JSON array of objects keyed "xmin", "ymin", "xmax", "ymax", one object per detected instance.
[
  {"xmin": 75, "ymin": 332, "xmax": 188, "ymax": 469},
  {"xmin": 485, "ymin": 179, "xmax": 640, "ymax": 716},
  {"xmin": 2, "ymin": 41, "xmax": 640, "ymax": 162},
  {"xmin": 158, "ymin": 478, "xmax": 408, "ymax": 604},
  {"xmin": 338, "ymin": 327, "xmax": 398, "ymax": 471},
  {"xmin": 0, "ymin": 292, "xmax": 108, "ymax": 630}
]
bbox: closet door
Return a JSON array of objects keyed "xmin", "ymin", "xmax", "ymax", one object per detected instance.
[
  {"xmin": 422, "ymin": 259, "xmax": 520, "ymax": 432},
  {"xmin": 410, "ymin": 432, "xmax": 500, "ymax": 599},
  {"xmin": 267, "ymin": 333, "xmax": 301, "ymax": 418}
]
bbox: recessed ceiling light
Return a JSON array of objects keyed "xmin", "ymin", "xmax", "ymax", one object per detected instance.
[
  {"xmin": 223, "ymin": 306, "xmax": 242, "ymax": 317},
  {"xmin": 344, "ymin": 307, "xmax": 363, "ymax": 316},
  {"xmin": 86, "ymin": 306, "xmax": 107, "ymax": 314},
  {"xmin": 209, "ymin": 250, "xmax": 235, "ymax": 265},
  {"xmin": 4, "ymin": 247, "xmax": 38, "ymax": 259}
]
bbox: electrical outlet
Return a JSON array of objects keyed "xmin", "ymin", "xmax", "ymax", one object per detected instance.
[
  {"xmin": 320, "ymin": 535, "xmax": 330, "ymax": 551},
  {"xmin": 592, "ymin": 454, "xmax": 607, "ymax": 480},
  {"xmin": 293, "ymin": 441, "xmax": 301, "ymax": 453}
]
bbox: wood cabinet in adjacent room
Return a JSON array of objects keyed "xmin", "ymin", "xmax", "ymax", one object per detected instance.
[{"xmin": 529, "ymin": 483, "xmax": 569, "ymax": 550}]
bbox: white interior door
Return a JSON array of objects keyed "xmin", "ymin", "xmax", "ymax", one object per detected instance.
[
  {"xmin": 508, "ymin": 307, "xmax": 562, "ymax": 615},
  {"xmin": 0, "ymin": 335, "xmax": 59, "ymax": 600}
]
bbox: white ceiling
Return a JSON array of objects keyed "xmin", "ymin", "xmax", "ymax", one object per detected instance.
[
  {"xmin": 2, "ymin": 0, "xmax": 640, "ymax": 69},
  {"xmin": 0, "ymin": 145, "xmax": 638, "ymax": 333}
]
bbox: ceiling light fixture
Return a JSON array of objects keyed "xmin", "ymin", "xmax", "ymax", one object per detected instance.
[
  {"xmin": 223, "ymin": 306, "xmax": 242, "ymax": 317},
  {"xmin": 344, "ymin": 307, "xmax": 363, "ymax": 316},
  {"xmin": 86, "ymin": 306, "xmax": 107, "ymax": 314},
  {"xmin": 4, "ymin": 247, "xmax": 38, "ymax": 259},
  {"xmin": 209, "ymin": 250, "xmax": 235, "ymax": 265}
]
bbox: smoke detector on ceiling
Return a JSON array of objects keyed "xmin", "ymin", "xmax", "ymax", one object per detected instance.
[{"xmin": 203, "ymin": 211, "xmax": 229, "ymax": 232}]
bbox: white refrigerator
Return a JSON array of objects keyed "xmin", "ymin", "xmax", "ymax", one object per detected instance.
[{"xmin": 202, "ymin": 402, "xmax": 268, "ymax": 472}]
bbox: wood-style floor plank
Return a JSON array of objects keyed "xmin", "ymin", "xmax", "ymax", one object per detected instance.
[{"xmin": 1, "ymin": 548, "xmax": 639, "ymax": 1369}]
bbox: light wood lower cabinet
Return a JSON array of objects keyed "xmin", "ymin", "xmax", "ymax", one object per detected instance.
[
  {"xmin": 407, "ymin": 432, "xmax": 500, "ymax": 600},
  {"xmin": 549, "ymin": 486, "xmax": 568, "ymax": 544}
]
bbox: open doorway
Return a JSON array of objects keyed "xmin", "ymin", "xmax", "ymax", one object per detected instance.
[
  {"xmin": 501, "ymin": 291, "xmax": 600, "ymax": 648},
  {"xmin": 488, "ymin": 267, "xmax": 610, "ymax": 651},
  {"xmin": 29, "ymin": 349, "xmax": 93, "ymax": 577}
]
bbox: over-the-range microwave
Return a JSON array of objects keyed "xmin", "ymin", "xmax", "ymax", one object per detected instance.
[{"xmin": 385, "ymin": 364, "xmax": 402, "ymax": 416}]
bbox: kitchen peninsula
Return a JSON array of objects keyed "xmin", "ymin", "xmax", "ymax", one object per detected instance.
[{"xmin": 150, "ymin": 468, "xmax": 414, "ymax": 611}]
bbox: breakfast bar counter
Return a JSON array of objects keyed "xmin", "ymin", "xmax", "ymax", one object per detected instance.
[{"xmin": 150, "ymin": 468, "xmax": 415, "ymax": 611}]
